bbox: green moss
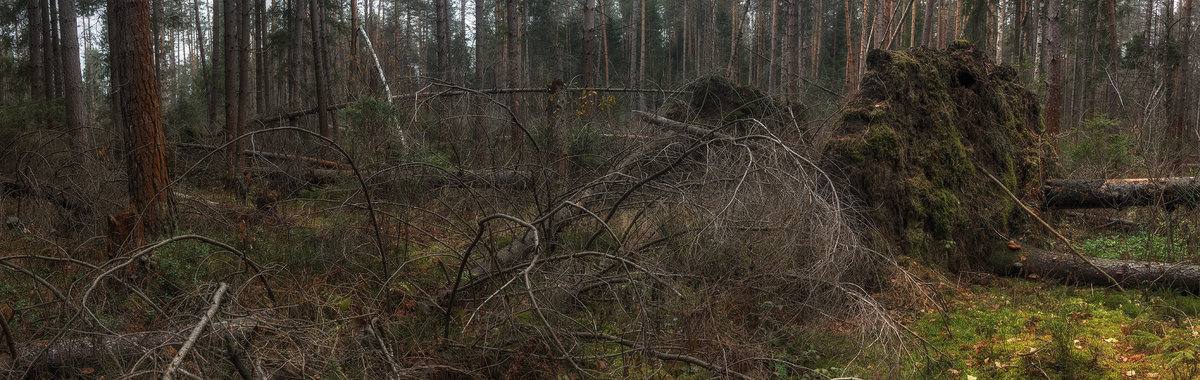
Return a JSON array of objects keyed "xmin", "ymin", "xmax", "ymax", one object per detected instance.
[
  {"xmin": 863, "ymin": 125, "xmax": 899, "ymax": 161},
  {"xmin": 822, "ymin": 43, "xmax": 1045, "ymax": 271}
]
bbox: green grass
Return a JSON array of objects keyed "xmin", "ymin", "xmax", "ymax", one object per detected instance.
[{"xmin": 1077, "ymin": 231, "xmax": 1195, "ymax": 263}]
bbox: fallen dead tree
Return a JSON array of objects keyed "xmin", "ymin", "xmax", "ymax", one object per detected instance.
[
  {"xmin": 245, "ymin": 166, "xmax": 534, "ymax": 190},
  {"xmin": 1002, "ymin": 244, "xmax": 1200, "ymax": 293},
  {"xmin": 177, "ymin": 143, "xmax": 351, "ymax": 170},
  {"xmin": 1042, "ymin": 177, "xmax": 1200, "ymax": 210},
  {"xmin": 5, "ymin": 309, "xmax": 269, "ymax": 374}
]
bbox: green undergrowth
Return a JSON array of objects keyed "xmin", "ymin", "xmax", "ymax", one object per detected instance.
[
  {"xmin": 904, "ymin": 280, "xmax": 1200, "ymax": 379},
  {"xmin": 1077, "ymin": 230, "xmax": 1197, "ymax": 263}
]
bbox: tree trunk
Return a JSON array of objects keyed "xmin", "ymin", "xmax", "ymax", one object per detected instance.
[
  {"xmin": 234, "ymin": 0, "xmax": 251, "ymax": 199},
  {"xmin": 1172, "ymin": 0, "xmax": 1194, "ymax": 140},
  {"xmin": 255, "ymin": 0, "xmax": 267, "ymax": 113},
  {"xmin": 435, "ymin": 0, "xmax": 450, "ymax": 81},
  {"xmin": 1043, "ymin": 177, "xmax": 1200, "ymax": 210},
  {"xmin": 288, "ymin": 0, "xmax": 301, "ymax": 111},
  {"xmin": 1045, "ymin": 0, "xmax": 1062, "ymax": 152},
  {"xmin": 223, "ymin": 0, "xmax": 241, "ymax": 192},
  {"xmin": 921, "ymin": 0, "xmax": 935, "ymax": 46},
  {"xmin": 310, "ymin": 0, "xmax": 333, "ymax": 140},
  {"xmin": 768, "ymin": 0, "xmax": 778, "ymax": 91},
  {"xmin": 637, "ymin": 0, "xmax": 646, "ymax": 110},
  {"xmin": 1105, "ymin": 0, "xmax": 1119, "ymax": 109},
  {"xmin": 581, "ymin": 0, "xmax": 596, "ymax": 90},
  {"xmin": 109, "ymin": 0, "xmax": 173, "ymax": 236},
  {"xmin": 58, "ymin": 0, "xmax": 88, "ymax": 158},
  {"xmin": 474, "ymin": 0, "xmax": 486, "ymax": 88},
  {"xmin": 843, "ymin": 0, "xmax": 854, "ymax": 92},
  {"xmin": 998, "ymin": 244, "xmax": 1200, "ymax": 293},
  {"xmin": 42, "ymin": 0, "xmax": 55, "ymax": 102},
  {"xmin": 505, "ymin": 0, "xmax": 522, "ymax": 151},
  {"xmin": 29, "ymin": 0, "xmax": 44, "ymax": 99},
  {"xmin": 192, "ymin": 0, "xmax": 214, "ymax": 129}
]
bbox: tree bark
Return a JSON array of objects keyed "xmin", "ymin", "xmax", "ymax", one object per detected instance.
[
  {"xmin": 29, "ymin": 0, "xmax": 44, "ymax": 99},
  {"xmin": 1044, "ymin": 0, "xmax": 1062, "ymax": 152},
  {"xmin": 110, "ymin": 0, "xmax": 173, "ymax": 236},
  {"xmin": 843, "ymin": 0, "xmax": 854, "ymax": 92},
  {"xmin": 581, "ymin": 0, "xmax": 597, "ymax": 90},
  {"xmin": 310, "ymin": 0, "xmax": 333, "ymax": 140},
  {"xmin": 637, "ymin": 0, "xmax": 646, "ymax": 110},
  {"xmin": 223, "ymin": 0, "xmax": 240, "ymax": 192},
  {"xmin": 921, "ymin": 0, "xmax": 935, "ymax": 46},
  {"xmin": 999, "ymin": 244, "xmax": 1200, "ymax": 293},
  {"xmin": 505, "ymin": 0, "xmax": 522, "ymax": 151},
  {"xmin": 435, "ymin": 0, "xmax": 451, "ymax": 82},
  {"xmin": 1043, "ymin": 177, "xmax": 1200, "ymax": 210},
  {"xmin": 192, "ymin": 0, "xmax": 215, "ymax": 129},
  {"xmin": 58, "ymin": 0, "xmax": 88, "ymax": 159},
  {"xmin": 288, "ymin": 0, "xmax": 302, "ymax": 111}
]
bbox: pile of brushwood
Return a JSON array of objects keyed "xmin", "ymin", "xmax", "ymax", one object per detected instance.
[{"xmin": 823, "ymin": 41, "xmax": 1049, "ymax": 271}]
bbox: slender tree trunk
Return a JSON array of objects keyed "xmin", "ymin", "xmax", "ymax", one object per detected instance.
[
  {"xmin": 1106, "ymin": 0, "xmax": 1119, "ymax": 109},
  {"xmin": 210, "ymin": 0, "xmax": 222, "ymax": 133},
  {"xmin": 223, "ymin": 0, "xmax": 241, "ymax": 191},
  {"xmin": 769, "ymin": 0, "xmax": 779, "ymax": 91},
  {"xmin": 638, "ymin": 0, "xmax": 646, "ymax": 110},
  {"xmin": 601, "ymin": 0, "xmax": 610, "ymax": 86},
  {"xmin": 812, "ymin": 0, "xmax": 823, "ymax": 77},
  {"xmin": 921, "ymin": 0, "xmax": 935, "ymax": 46},
  {"xmin": 255, "ymin": 0, "xmax": 266, "ymax": 113},
  {"xmin": 474, "ymin": 0, "xmax": 485, "ymax": 88},
  {"xmin": 310, "ymin": 0, "xmax": 332, "ymax": 139},
  {"xmin": 30, "ymin": 0, "xmax": 44, "ymax": 99},
  {"xmin": 627, "ymin": 0, "xmax": 637, "ymax": 110},
  {"xmin": 435, "ymin": 0, "xmax": 450, "ymax": 81},
  {"xmin": 193, "ymin": 0, "xmax": 214, "ymax": 128},
  {"xmin": 50, "ymin": 0, "xmax": 62, "ymax": 97},
  {"xmin": 109, "ymin": 0, "xmax": 173, "ymax": 236},
  {"xmin": 1173, "ymin": 0, "xmax": 1194, "ymax": 140},
  {"xmin": 581, "ymin": 0, "xmax": 596, "ymax": 89},
  {"xmin": 1045, "ymin": 0, "xmax": 1062, "ymax": 152},
  {"xmin": 43, "ymin": 0, "xmax": 56, "ymax": 102},
  {"xmin": 288, "ymin": 0, "xmax": 301, "ymax": 110},
  {"xmin": 505, "ymin": 0, "xmax": 522, "ymax": 151},
  {"xmin": 843, "ymin": 0, "xmax": 854, "ymax": 92},
  {"xmin": 58, "ymin": 0, "xmax": 88, "ymax": 158}
]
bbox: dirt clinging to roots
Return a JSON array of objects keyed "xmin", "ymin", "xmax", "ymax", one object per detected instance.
[{"xmin": 823, "ymin": 42, "xmax": 1049, "ymax": 270}]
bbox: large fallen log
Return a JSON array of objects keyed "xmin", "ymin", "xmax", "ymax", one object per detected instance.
[
  {"xmin": 1042, "ymin": 177, "xmax": 1200, "ymax": 210},
  {"xmin": 1000, "ymin": 243, "xmax": 1200, "ymax": 293}
]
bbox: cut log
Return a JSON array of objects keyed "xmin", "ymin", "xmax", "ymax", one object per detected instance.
[
  {"xmin": 999, "ymin": 243, "xmax": 1200, "ymax": 293},
  {"xmin": 1042, "ymin": 177, "xmax": 1200, "ymax": 210}
]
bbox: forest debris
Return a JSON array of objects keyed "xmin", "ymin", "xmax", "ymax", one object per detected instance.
[
  {"xmin": 9, "ymin": 313, "xmax": 270, "ymax": 373},
  {"xmin": 1043, "ymin": 177, "xmax": 1200, "ymax": 210},
  {"xmin": 177, "ymin": 143, "xmax": 351, "ymax": 170},
  {"xmin": 822, "ymin": 44, "xmax": 1046, "ymax": 269}
]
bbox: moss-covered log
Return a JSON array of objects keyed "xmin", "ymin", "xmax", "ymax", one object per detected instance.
[
  {"xmin": 995, "ymin": 243, "xmax": 1200, "ymax": 293},
  {"xmin": 1043, "ymin": 177, "xmax": 1200, "ymax": 210}
]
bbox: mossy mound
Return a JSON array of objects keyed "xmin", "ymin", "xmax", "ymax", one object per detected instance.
[
  {"xmin": 666, "ymin": 76, "xmax": 801, "ymax": 127},
  {"xmin": 824, "ymin": 43, "xmax": 1049, "ymax": 270}
]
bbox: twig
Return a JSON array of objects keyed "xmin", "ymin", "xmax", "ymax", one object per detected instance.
[
  {"xmin": 368, "ymin": 318, "xmax": 401, "ymax": 380},
  {"xmin": 573, "ymin": 332, "xmax": 752, "ymax": 380},
  {"xmin": 980, "ymin": 169, "xmax": 1126, "ymax": 291},
  {"xmin": 162, "ymin": 283, "xmax": 230, "ymax": 380}
]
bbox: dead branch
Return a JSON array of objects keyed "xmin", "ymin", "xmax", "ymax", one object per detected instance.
[
  {"xmin": 632, "ymin": 110, "xmax": 735, "ymax": 140},
  {"xmin": 572, "ymin": 332, "xmax": 752, "ymax": 380},
  {"xmin": 162, "ymin": 282, "xmax": 229, "ymax": 380},
  {"xmin": 1043, "ymin": 177, "xmax": 1200, "ymax": 210},
  {"xmin": 177, "ymin": 143, "xmax": 351, "ymax": 170}
]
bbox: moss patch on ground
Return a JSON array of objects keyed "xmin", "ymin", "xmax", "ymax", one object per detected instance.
[
  {"xmin": 904, "ymin": 280, "xmax": 1200, "ymax": 379},
  {"xmin": 823, "ymin": 43, "xmax": 1049, "ymax": 270}
]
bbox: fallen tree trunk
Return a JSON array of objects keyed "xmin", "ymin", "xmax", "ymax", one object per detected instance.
[
  {"xmin": 1042, "ymin": 177, "xmax": 1200, "ymax": 210},
  {"xmin": 4, "ymin": 314, "xmax": 268, "ymax": 373},
  {"xmin": 633, "ymin": 110, "xmax": 733, "ymax": 140},
  {"xmin": 245, "ymin": 166, "xmax": 534, "ymax": 190},
  {"xmin": 999, "ymin": 243, "xmax": 1200, "ymax": 293},
  {"xmin": 177, "ymin": 143, "xmax": 350, "ymax": 170}
]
